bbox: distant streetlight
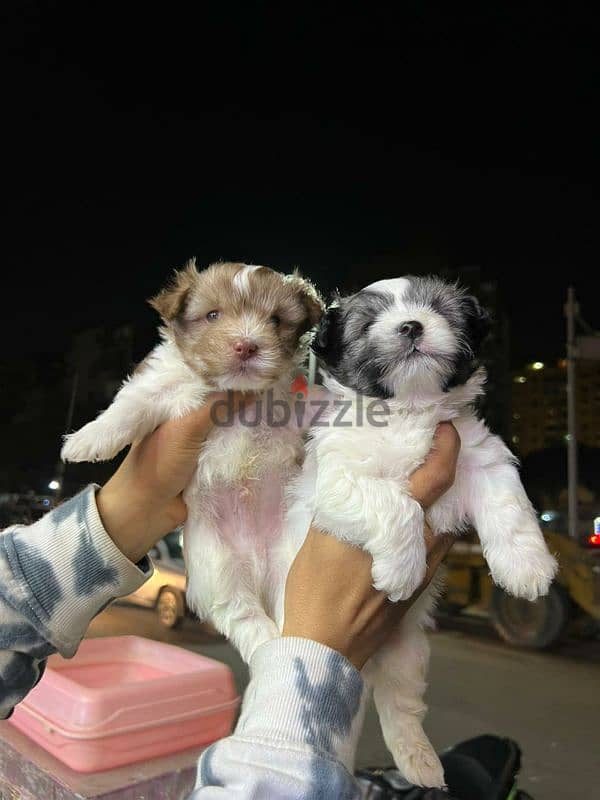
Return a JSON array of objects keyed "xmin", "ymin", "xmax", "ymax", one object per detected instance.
[
  {"xmin": 48, "ymin": 480, "xmax": 61, "ymax": 491},
  {"xmin": 531, "ymin": 361, "xmax": 544, "ymax": 370},
  {"xmin": 514, "ymin": 375, "xmax": 527, "ymax": 383}
]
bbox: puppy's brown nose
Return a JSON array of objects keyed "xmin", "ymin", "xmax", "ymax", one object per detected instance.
[{"xmin": 233, "ymin": 339, "xmax": 258, "ymax": 360}]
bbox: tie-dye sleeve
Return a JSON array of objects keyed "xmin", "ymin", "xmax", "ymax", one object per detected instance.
[
  {"xmin": 0, "ymin": 486, "xmax": 151, "ymax": 719},
  {"xmin": 192, "ymin": 637, "xmax": 365, "ymax": 799}
]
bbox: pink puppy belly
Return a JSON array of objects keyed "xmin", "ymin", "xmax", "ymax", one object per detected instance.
[{"xmin": 212, "ymin": 474, "xmax": 285, "ymax": 554}]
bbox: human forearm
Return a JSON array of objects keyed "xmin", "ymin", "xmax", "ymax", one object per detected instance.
[
  {"xmin": 0, "ymin": 486, "xmax": 150, "ymax": 717},
  {"xmin": 192, "ymin": 638, "xmax": 364, "ymax": 798}
]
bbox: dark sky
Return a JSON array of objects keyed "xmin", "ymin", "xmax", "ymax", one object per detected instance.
[{"xmin": 2, "ymin": 1, "xmax": 599, "ymax": 371}]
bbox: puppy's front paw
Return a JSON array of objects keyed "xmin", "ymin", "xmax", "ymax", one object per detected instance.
[
  {"xmin": 61, "ymin": 422, "xmax": 126, "ymax": 463},
  {"xmin": 371, "ymin": 548, "xmax": 427, "ymax": 602},
  {"xmin": 489, "ymin": 543, "xmax": 558, "ymax": 602}
]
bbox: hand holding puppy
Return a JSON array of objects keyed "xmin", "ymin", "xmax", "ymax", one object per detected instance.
[
  {"xmin": 282, "ymin": 422, "xmax": 460, "ymax": 669},
  {"xmin": 96, "ymin": 392, "xmax": 251, "ymax": 563}
]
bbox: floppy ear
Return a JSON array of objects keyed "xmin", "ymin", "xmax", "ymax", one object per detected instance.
[
  {"xmin": 149, "ymin": 259, "xmax": 198, "ymax": 322},
  {"xmin": 445, "ymin": 294, "xmax": 491, "ymax": 391},
  {"xmin": 463, "ymin": 294, "xmax": 492, "ymax": 353},
  {"xmin": 286, "ymin": 272, "xmax": 325, "ymax": 333},
  {"xmin": 311, "ymin": 301, "xmax": 344, "ymax": 366}
]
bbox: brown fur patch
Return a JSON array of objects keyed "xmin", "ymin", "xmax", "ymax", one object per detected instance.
[
  {"xmin": 286, "ymin": 270, "xmax": 325, "ymax": 333},
  {"xmin": 150, "ymin": 261, "xmax": 324, "ymax": 388},
  {"xmin": 149, "ymin": 259, "xmax": 199, "ymax": 320}
]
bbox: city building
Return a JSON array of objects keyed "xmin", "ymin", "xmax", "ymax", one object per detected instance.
[{"xmin": 511, "ymin": 359, "xmax": 600, "ymax": 456}]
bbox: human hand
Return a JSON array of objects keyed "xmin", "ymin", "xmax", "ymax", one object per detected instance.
[
  {"xmin": 409, "ymin": 421, "xmax": 461, "ymax": 508},
  {"xmin": 96, "ymin": 392, "xmax": 251, "ymax": 562},
  {"xmin": 281, "ymin": 422, "xmax": 460, "ymax": 669}
]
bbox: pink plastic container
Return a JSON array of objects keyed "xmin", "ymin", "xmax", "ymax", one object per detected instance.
[{"xmin": 9, "ymin": 636, "xmax": 239, "ymax": 773}]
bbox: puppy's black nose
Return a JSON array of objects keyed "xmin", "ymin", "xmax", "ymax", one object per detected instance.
[{"xmin": 398, "ymin": 320, "xmax": 424, "ymax": 339}]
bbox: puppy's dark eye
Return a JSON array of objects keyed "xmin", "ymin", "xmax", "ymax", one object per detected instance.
[
  {"xmin": 270, "ymin": 314, "xmax": 281, "ymax": 326},
  {"xmin": 206, "ymin": 310, "xmax": 220, "ymax": 322}
]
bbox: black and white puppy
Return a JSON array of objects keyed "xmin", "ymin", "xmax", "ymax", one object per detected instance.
[{"xmin": 276, "ymin": 276, "xmax": 557, "ymax": 788}]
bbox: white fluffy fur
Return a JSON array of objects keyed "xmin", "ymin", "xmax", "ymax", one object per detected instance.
[
  {"xmin": 273, "ymin": 368, "xmax": 558, "ymax": 785},
  {"xmin": 61, "ymin": 262, "xmax": 313, "ymax": 663},
  {"xmin": 62, "ymin": 271, "xmax": 558, "ymax": 789},
  {"xmin": 61, "ymin": 339, "xmax": 203, "ymax": 463},
  {"xmin": 269, "ymin": 277, "xmax": 558, "ymax": 787},
  {"xmin": 62, "ymin": 336, "xmax": 306, "ymax": 660}
]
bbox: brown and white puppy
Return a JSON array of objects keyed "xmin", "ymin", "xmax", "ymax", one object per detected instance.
[
  {"xmin": 149, "ymin": 260, "xmax": 321, "ymax": 391},
  {"xmin": 62, "ymin": 259, "xmax": 323, "ymax": 660}
]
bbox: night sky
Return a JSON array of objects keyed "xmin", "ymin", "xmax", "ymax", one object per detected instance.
[{"xmin": 1, "ymin": 3, "xmax": 599, "ymax": 488}]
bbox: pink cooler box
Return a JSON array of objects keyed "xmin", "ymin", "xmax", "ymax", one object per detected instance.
[{"xmin": 9, "ymin": 636, "xmax": 239, "ymax": 773}]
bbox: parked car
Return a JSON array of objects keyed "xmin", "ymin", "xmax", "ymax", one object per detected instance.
[{"xmin": 123, "ymin": 529, "xmax": 187, "ymax": 627}]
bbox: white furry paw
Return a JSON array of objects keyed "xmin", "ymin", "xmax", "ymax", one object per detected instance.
[
  {"xmin": 61, "ymin": 421, "xmax": 127, "ymax": 463},
  {"xmin": 235, "ymin": 618, "xmax": 280, "ymax": 664},
  {"xmin": 489, "ymin": 545, "xmax": 558, "ymax": 602},
  {"xmin": 392, "ymin": 741, "xmax": 446, "ymax": 789},
  {"xmin": 371, "ymin": 548, "xmax": 427, "ymax": 602}
]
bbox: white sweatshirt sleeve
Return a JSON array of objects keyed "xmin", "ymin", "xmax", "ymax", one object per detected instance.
[
  {"xmin": 0, "ymin": 485, "xmax": 151, "ymax": 718},
  {"xmin": 0, "ymin": 489, "xmax": 365, "ymax": 799},
  {"xmin": 192, "ymin": 637, "xmax": 365, "ymax": 799}
]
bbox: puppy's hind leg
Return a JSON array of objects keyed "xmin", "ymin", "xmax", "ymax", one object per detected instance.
[
  {"xmin": 365, "ymin": 624, "xmax": 445, "ymax": 789},
  {"xmin": 184, "ymin": 516, "xmax": 279, "ymax": 664}
]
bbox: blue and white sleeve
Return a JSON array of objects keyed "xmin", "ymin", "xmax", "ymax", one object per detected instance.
[
  {"xmin": 192, "ymin": 637, "xmax": 365, "ymax": 799},
  {"xmin": 0, "ymin": 486, "xmax": 151, "ymax": 718}
]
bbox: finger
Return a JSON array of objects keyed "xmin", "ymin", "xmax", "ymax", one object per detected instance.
[
  {"xmin": 423, "ymin": 526, "xmax": 454, "ymax": 556},
  {"xmin": 427, "ymin": 532, "xmax": 454, "ymax": 568},
  {"xmin": 155, "ymin": 391, "xmax": 257, "ymax": 451},
  {"xmin": 429, "ymin": 422, "xmax": 461, "ymax": 469},
  {"xmin": 420, "ymin": 534, "xmax": 453, "ymax": 588},
  {"xmin": 423, "ymin": 522, "xmax": 436, "ymax": 549},
  {"xmin": 436, "ymin": 530, "xmax": 455, "ymax": 551},
  {"xmin": 409, "ymin": 423, "xmax": 460, "ymax": 507}
]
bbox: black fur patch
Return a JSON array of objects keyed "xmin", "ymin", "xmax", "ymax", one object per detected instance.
[
  {"xmin": 444, "ymin": 293, "xmax": 492, "ymax": 389},
  {"xmin": 312, "ymin": 304, "xmax": 344, "ymax": 365},
  {"xmin": 313, "ymin": 278, "xmax": 491, "ymax": 396},
  {"xmin": 312, "ymin": 291, "xmax": 395, "ymax": 398}
]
